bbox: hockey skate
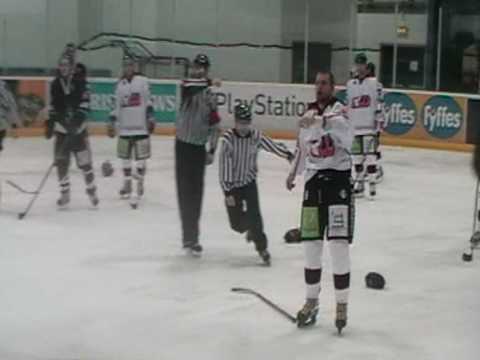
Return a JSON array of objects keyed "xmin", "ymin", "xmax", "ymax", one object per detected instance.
[
  {"xmin": 184, "ymin": 243, "xmax": 203, "ymax": 257},
  {"xmin": 129, "ymin": 179, "xmax": 144, "ymax": 210},
  {"xmin": 56, "ymin": 191, "xmax": 70, "ymax": 209},
  {"xmin": 375, "ymin": 165, "xmax": 384, "ymax": 184},
  {"xmin": 368, "ymin": 181, "xmax": 377, "ymax": 199},
  {"xmin": 297, "ymin": 298, "xmax": 319, "ymax": 328},
  {"xmin": 258, "ymin": 249, "xmax": 271, "ymax": 266},
  {"xmin": 119, "ymin": 179, "xmax": 132, "ymax": 199},
  {"xmin": 87, "ymin": 188, "xmax": 99, "ymax": 208},
  {"xmin": 353, "ymin": 181, "xmax": 365, "ymax": 198},
  {"xmin": 335, "ymin": 303, "xmax": 348, "ymax": 334}
]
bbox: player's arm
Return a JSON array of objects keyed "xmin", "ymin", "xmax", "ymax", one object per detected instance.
[
  {"xmin": 286, "ymin": 136, "xmax": 305, "ymax": 191},
  {"xmin": 77, "ymin": 82, "xmax": 90, "ymax": 122},
  {"xmin": 144, "ymin": 78, "xmax": 155, "ymax": 134},
  {"xmin": 2, "ymin": 84, "xmax": 20, "ymax": 128},
  {"xmin": 219, "ymin": 137, "xmax": 234, "ymax": 192},
  {"xmin": 206, "ymin": 89, "xmax": 221, "ymax": 164},
  {"xmin": 45, "ymin": 81, "xmax": 58, "ymax": 139},
  {"xmin": 107, "ymin": 82, "xmax": 121, "ymax": 138},
  {"xmin": 259, "ymin": 133, "xmax": 294, "ymax": 161},
  {"xmin": 375, "ymin": 81, "xmax": 385, "ymax": 132},
  {"xmin": 324, "ymin": 111, "xmax": 354, "ymax": 152}
]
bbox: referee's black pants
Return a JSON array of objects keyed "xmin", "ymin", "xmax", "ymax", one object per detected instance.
[
  {"xmin": 175, "ymin": 139, "xmax": 206, "ymax": 247},
  {"xmin": 224, "ymin": 181, "xmax": 267, "ymax": 252}
]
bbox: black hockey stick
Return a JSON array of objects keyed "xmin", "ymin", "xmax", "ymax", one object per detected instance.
[
  {"xmin": 17, "ymin": 162, "xmax": 56, "ymax": 220},
  {"xmin": 5, "ymin": 180, "xmax": 39, "ymax": 195},
  {"xmin": 231, "ymin": 287, "xmax": 296, "ymax": 324}
]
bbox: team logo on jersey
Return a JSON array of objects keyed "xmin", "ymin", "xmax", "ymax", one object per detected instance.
[
  {"xmin": 384, "ymin": 92, "xmax": 416, "ymax": 136},
  {"xmin": 125, "ymin": 93, "xmax": 141, "ymax": 107},
  {"xmin": 351, "ymin": 95, "xmax": 371, "ymax": 109},
  {"xmin": 422, "ymin": 95, "xmax": 463, "ymax": 139}
]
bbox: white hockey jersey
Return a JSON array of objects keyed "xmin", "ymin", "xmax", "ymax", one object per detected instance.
[
  {"xmin": 289, "ymin": 98, "xmax": 354, "ymax": 183},
  {"xmin": 346, "ymin": 77, "xmax": 384, "ymax": 135},
  {"xmin": 112, "ymin": 75, "xmax": 152, "ymax": 136}
]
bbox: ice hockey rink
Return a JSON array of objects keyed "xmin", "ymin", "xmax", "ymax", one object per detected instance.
[{"xmin": 0, "ymin": 136, "xmax": 479, "ymax": 360}]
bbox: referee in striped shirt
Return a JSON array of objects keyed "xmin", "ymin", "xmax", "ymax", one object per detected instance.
[
  {"xmin": 219, "ymin": 104, "xmax": 293, "ymax": 265},
  {"xmin": 176, "ymin": 54, "xmax": 221, "ymax": 256}
]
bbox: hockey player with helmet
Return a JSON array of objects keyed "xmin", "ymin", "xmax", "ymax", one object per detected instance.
[
  {"xmin": 108, "ymin": 57, "xmax": 155, "ymax": 209},
  {"xmin": 346, "ymin": 53, "xmax": 385, "ymax": 198},
  {"xmin": 219, "ymin": 104, "xmax": 293, "ymax": 266},
  {"xmin": 175, "ymin": 54, "xmax": 221, "ymax": 257},
  {"xmin": 0, "ymin": 80, "xmax": 20, "ymax": 154},
  {"xmin": 46, "ymin": 56, "xmax": 98, "ymax": 208},
  {"xmin": 286, "ymin": 71, "xmax": 354, "ymax": 333}
]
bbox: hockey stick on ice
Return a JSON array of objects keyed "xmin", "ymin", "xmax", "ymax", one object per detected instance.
[
  {"xmin": 5, "ymin": 180, "xmax": 39, "ymax": 195},
  {"xmin": 231, "ymin": 287, "xmax": 296, "ymax": 324},
  {"xmin": 17, "ymin": 162, "xmax": 56, "ymax": 220}
]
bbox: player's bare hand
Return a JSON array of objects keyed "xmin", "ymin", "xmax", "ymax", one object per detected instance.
[
  {"xmin": 286, "ymin": 173, "xmax": 296, "ymax": 191},
  {"xmin": 206, "ymin": 152, "xmax": 215, "ymax": 166},
  {"xmin": 212, "ymin": 78, "xmax": 222, "ymax": 87}
]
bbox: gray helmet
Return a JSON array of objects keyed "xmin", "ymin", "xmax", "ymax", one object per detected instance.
[
  {"xmin": 193, "ymin": 54, "xmax": 210, "ymax": 68},
  {"xmin": 234, "ymin": 103, "xmax": 252, "ymax": 122},
  {"xmin": 101, "ymin": 160, "xmax": 114, "ymax": 177},
  {"xmin": 354, "ymin": 53, "xmax": 368, "ymax": 65}
]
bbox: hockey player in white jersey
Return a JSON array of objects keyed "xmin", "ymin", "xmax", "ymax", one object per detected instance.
[
  {"xmin": 108, "ymin": 57, "xmax": 155, "ymax": 209},
  {"xmin": 346, "ymin": 53, "xmax": 385, "ymax": 198},
  {"xmin": 286, "ymin": 71, "xmax": 354, "ymax": 333}
]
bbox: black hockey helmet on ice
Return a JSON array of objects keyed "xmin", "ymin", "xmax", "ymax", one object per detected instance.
[
  {"xmin": 234, "ymin": 103, "xmax": 252, "ymax": 122},
  {"xmin": 101, "ymin": 160, "xmax": 114, "ymax": 177},
  {"xmin": 193, "ymin": 54, "xmax": 211, "ymax": 68},
  {"xmin": 354, "ymin": 53, "xmax": 368, "ymax": 65},
  {"xmin": 365, "ymin": 272, "xmax": 386, "ymax": 290}
]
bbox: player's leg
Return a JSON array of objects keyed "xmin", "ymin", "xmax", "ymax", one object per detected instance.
[
  {"xmin": 175, "ymin": 140, "xmax": 192, "ymax": 248},
  {"xmin": 187, "ymin": 144, "xmax": 206, "ymax": 251},
  {"xmin": 175, "ymin": 140, "xmax": 205, "ymax": 253},
  {"xmin": 351, "ymin": 135, "xmax": 365, "ymax": 197},
  {"xmin": 244, "ymin": 181, "xmax": 270, "ymax": 264},
  {"xmin": 54, "ymin": 133, "xmax": 71, "ymax": 208},
  {"xmin": 73, "ymin": 133, "xmax": 98, "ymax": 207},
  {"xmin": 329, "ymin": 240, "xmax": 351, "ymax": 333},
  {"xmin": 0, "ymin": 129, "xmax": 6, "ymax": 154},
  {"xmin": 375, "ymin": 132, "xmax": 384, "ymax": 183},
  {"xmin": 117, "ymin": 136, "xmax": 133, "ymax": 198},
  {"xmin": 366, "ymin": 155, "xmax": 378, "ymax": 198},
  {"xmin": 224, "ymin": 187, "xmax": 248, "ymax": 234},
  {"xmin": 297, "ymin": 175, "xmax": 326, "ymax": 327},
  {"xmin": 325, "ymin": 172, "xmax": 354, "ymax": 333},
  {"xmin": 364, "ymin": 134, "xmax": 379, "ymax": 198},
  {"xmin": 133, "ymin": 136, "xmax": 151, "ymax": 199}
]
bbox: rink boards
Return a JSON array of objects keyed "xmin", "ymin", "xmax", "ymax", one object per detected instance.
[{"xmin": 1, "ymin": 76, "xmax": 478, "ymax": 152}]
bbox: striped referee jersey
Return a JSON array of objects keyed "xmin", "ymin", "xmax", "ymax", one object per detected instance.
[
  {"xmin": 219, "ymin": 128, "xmax": 292, "ymax": 192},
  {"xmin": 176, "ymin": 78, "xmax": 220, "ymax": 146}
]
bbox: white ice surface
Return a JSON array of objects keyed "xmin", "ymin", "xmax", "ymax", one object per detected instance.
[{"xmin": 0, "ymin": 136, "xmax": 479, "ymax": 360}]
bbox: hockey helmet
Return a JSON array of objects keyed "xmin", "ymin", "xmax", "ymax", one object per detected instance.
[
  {"xmin": 354, "ymin": 53, "xmax": 368, "ymax": 65},
  {"xmin": 193, "ymin": 54, "xmax": 211, "ymax": 68},
  {"xmin": 234, "ymin": 104, "xmax": 252, "ymax": 122},
  {"xmin": 101, "ymin": 160, "xmax": 114, "ymax": 177},
  {"xmin": 365, "ymin": 272, "xmax": 386, "ymax": 290}
]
